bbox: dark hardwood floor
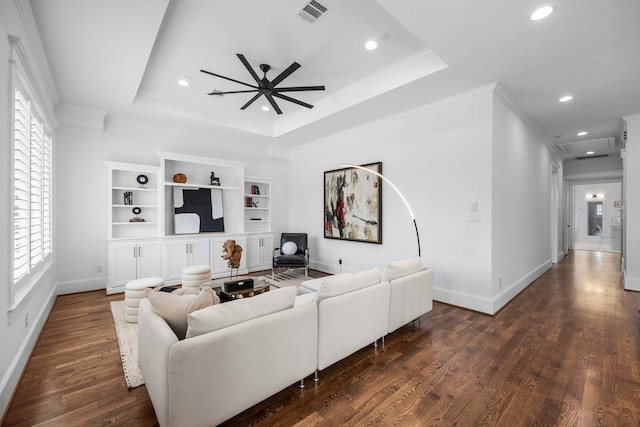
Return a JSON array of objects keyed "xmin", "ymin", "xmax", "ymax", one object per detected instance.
[{"xmin": 3, "ymin": 251, "xmax": 640, "ymax": 426}]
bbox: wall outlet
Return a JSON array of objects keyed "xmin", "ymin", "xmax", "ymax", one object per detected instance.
[
  {"xmin": 498, "ymin": 277, "xmax": 502, "ymax": 287},
  {"xmin": 467, "ymin": 213, "xmax": 481, "ymax": 223},
  {"xmin": 24, "ymin": 313, "xmax": 29, "ymax": 329},
  {"xmin": 96, "ymin": 265, "xmax": 103, "ymax": 273}
]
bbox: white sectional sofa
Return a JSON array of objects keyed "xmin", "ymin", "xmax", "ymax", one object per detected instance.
[
  {"xmin": 137, "ymin": 257, "xmax": 433, "ymax": 426},
  {"xmin": 138, "ymin": 286, "xmax": 317, "ymax": 427},
  {"xmin": 301, "ymin": 256, "xmax": 434, "ymax": 378}
]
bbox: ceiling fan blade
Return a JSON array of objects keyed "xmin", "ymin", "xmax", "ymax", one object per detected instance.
[
  {"xmin": 270, "ymin": 62, "xmax": 301, "ymax": 87},
  {"xmin": 237, "ymin": 54, "xmax": 265, "ymax": 88},
  {"xmin": 240, "ymin": 93, "xmax": 263, "ymax": 110},
  {"xmin": 208, "ymin": 89, "xmax": 259, "ymax": 95},
  {"xmin": 200, "ymin": 69, "xmax": 257, "ymax": 89},
  {"xmin": 273, "ymin": 93, "xmax": 314, "ymax": 109},
  {"xmin": 273, "ymin": 85, "xmax": 325, "ymax": 92},
  {"xmin": 265, "ymin": 94, "xmax": 283, "ymax": 114}
]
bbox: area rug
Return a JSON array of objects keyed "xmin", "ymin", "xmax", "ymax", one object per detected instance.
[
  {"xmin": 110, "ymin": 300, "xmax": 145, "ymax": 388},
  {"xmin": 260, "ymin": 271, "xmax": 309, "ymax": 288}
]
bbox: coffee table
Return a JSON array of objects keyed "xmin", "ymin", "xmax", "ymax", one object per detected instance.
[{"xmin": 205, "ymin": 275, "xmax": 270, "ymax": 299}]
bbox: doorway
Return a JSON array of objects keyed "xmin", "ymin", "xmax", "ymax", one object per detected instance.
[{"xmin": 571, "ymin": 182, "xmax": 622, "ymax": 252}]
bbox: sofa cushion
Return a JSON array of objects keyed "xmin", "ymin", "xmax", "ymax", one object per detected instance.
[
  {"xmin": 313, "ymin": 268, "xmax": 380, "ymax": 301},
  {"xmin": 145, "ymin": 286, "xmax": 219, "ymax": 339},
  {"xmin": 185, "ymin": 286, "xmax": 297, "ymax": 338},
  {"xmin": 381, "ymin": 257, "xmax": 423, "ymax": 282}
]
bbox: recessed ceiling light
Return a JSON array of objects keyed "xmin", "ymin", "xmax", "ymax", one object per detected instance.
[
  {"xmin": 364, "ymin": 40, "xmax": 378, "ymax": 50},
  {"xmin": 586, "ymin": 151, "xmax": 595, "ymax": 155},
  {"xmin": 530, "ymin": 6, "xmax": 554, "ymax": 21},
  {"xmin": 559, "ymin": 95, "xmax": 573, "ymax": 102},
  {"xmin": 577, "ymin": 131, "xmax": 588, "ymax": 136},
  {"xmin": 177, "ymin": 76, "xmax": 190, "ymax": 87},
  {"xmin": 261, "ymin": 106, "xmax": 270, "ymax": 111}
]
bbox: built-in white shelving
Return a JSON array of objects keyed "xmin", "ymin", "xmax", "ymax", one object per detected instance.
[
  {"xmin": 105, "ymin": 161, "xmax": 161, "ymax": 240},
  {"xmin": 106, "ymin": 155, "xmax": 275, "ymax": 293},
  {"xmin": 244, "ymin": 177, "xmax": 271, "ymax": 233},
  {"xmin": 158, "ymin": 152, "xmax": 246, "ymax": 236}
]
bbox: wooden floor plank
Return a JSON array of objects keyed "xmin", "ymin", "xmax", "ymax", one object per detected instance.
[{"xmin": 3, "ymin": 251, "xmax": 640, "ymax": 426}]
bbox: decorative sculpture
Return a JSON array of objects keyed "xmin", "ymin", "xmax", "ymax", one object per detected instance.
[
  {"xmin": 210, "ymin": 172, "xmax": 221, "ymax": 186},
  {"xmin": 221, "ymin": 239, "xmax": 243, "ymax": 277}
]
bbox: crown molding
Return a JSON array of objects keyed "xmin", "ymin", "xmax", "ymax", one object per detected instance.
[
  {"xmin": 493, "ymin": 83, "xmax": 563, "ymax": 160},
  {"xmin": 13, "ymin": 0, "xmax": 58, "ymax": 109},
  {"xmin": 294, "ymin": 82, "xmax": 497, "ymax": 152}
]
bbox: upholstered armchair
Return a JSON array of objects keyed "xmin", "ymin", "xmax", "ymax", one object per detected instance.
[{"xmin": 272, "ymin": 233, "xmax": 309, "ymax": 279}]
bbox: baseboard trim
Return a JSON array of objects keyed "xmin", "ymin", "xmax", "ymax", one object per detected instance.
[
  {"xmin": 433, "ymin": 287, "xmax": 494, "ymax": 314},
  {"xmin": 492, "ymin": 260, "xmax": 552, "ymax": 314},
  {"xmin": 56, "ymin": 277, "xmax": 106, "ymax": 295},
  {"xmin": 623, "ymin": 270, "xmax": 640, "ymax": 291},
  {"xmin": 434, "ymin": 260, "xmax": 551, "ymax": 315}
]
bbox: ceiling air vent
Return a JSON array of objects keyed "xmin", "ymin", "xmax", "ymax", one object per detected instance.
[
  {"xmin": 296, "ymin": 0, "xmax": 330, "ymax": 24},
  {"xmin": 575, "ymin": 154, "xmax": 609, "ymax": 160}
]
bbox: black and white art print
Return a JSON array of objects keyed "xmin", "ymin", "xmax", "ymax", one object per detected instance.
[{"xmin": 173, "ymin": 187, "xmax": 224, "ymax": 234}]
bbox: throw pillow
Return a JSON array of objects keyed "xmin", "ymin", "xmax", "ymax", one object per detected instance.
[
  {"xmin": 281, "ymin": 241, "xmax": 298, "ymax": 255},
  {"xmin": 185, "ymin": 286, "xmax": 297, "ymax": 338},
  {"xmin": 145, "ymin": 286, "xmax": 219, "ymax": 339},
  {"xmin": 380, "ymin": 257, "xmax": 423, "ymax": 282},
  {"xmin": 316, "ymin": 267, "xmax": 381, "ymax": 301}
]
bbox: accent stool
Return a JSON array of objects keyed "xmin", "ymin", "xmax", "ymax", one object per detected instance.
[
  {"xmin": 124, "ymin": 276, "xmax": 164, "ymax": 323},
  {"xmin": 182, "ymin": 265, "xmax": 211, "ymax": 289}
]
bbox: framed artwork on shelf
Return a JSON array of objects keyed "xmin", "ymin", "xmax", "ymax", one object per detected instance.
[
  {"xmin": 324, "ymin": 162, "xmax": 382, "ymax": 244},
  {"xmin": 173, "ymin": 187, "xmax": 224, "ymax": 234}
]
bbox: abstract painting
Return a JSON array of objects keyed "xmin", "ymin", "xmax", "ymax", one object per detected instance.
[
  {"xmin": 174, "ymin": 187, "xmax": 224, "ymax": 234},
  {"xmin": 324, "ymin": 162, "xmax": 382, "ymax": 244}
]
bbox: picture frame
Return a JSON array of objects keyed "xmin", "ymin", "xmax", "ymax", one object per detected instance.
[
  {"xmin": 174, "ymin": 187, "xmax": 225, "ymax": 234},
  {"xmin": 324, "ymin": 162, "xmax": 382, "ymax": 244}
]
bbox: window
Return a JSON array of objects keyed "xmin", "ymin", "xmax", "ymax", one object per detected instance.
[{"xmin": 11, "ymin": 48, "xmax": 53, "ymax": 303}]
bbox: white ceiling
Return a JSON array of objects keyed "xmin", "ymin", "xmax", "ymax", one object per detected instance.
[{"xmin": 30, "ymin": 0, "xmax": 640, "ymax": 158}]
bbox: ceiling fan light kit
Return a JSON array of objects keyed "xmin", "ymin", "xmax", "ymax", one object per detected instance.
[{"xmin": 201, "ymin": 53, "xmax": 325, "ymax": 114}]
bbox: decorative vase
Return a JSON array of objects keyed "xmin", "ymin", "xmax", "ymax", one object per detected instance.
[{"xmin": 173, "ymin": 173, "xmax": 187, "ymax": 183}]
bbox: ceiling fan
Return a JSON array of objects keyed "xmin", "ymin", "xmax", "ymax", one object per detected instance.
[{"xmin": 200, "ymin": 54, "xmax": 325, "ymax": 115}]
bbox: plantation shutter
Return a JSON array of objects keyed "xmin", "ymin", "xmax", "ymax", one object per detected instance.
[
  {"xmin": 13, "ymin": 86, "xmax": 53, "ymax": 285},
  {"xmin": 13, "ymin": 88, "xmax": 31, "ymax": 283}
]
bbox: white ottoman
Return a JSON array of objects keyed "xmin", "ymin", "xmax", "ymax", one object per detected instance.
[
  {"xmin": 124, "ymin": 277, "xmax": 164, "ymax": 323},
  {"xmin": 182, "ymin": 265, "xmax": 211, "ymax": 290}
]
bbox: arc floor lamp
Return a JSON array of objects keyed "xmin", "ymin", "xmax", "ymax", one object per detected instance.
[{"xmin": 341, "ymin": 164, "xmax": 421, "ymax": 257}]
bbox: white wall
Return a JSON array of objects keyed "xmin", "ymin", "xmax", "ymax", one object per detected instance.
[
  {"xmin": 289, "ymin": 85, "xmax": 559, "ymax": 314},
  {"xmin": 623, "ymin": 115, "xmax": 640, "ymax": 290},
  {"xmin": 491, "ymin": 92, "xmax": 559, "ymax": 313}
]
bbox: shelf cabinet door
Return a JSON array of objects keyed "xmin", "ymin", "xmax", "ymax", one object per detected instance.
[
  {"xmin": 136, "ymin": 241, "xmax": 162, "ymax": 279},
  {"xmin": 246, "ymin": 233, "xmax": 274, "ymax": 271},
  {"xmin": 163, "ymin": 240, "xmax": 191, "ymax": 281},
  {"xmin": 108, "ymin": 240, "xmax": 161, "ymax": 293},
  {"xmin": 162, "ymin": 239, "xmax": 212, "ymax": 283},
  {"xmin": 109, "ymin": 243, "xmax": 138, "ymax": 289},
  {"xmin": 189, "ymin": 240, "xmax": 211, "ymax": 267}
]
